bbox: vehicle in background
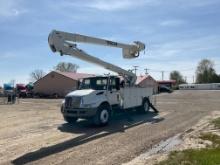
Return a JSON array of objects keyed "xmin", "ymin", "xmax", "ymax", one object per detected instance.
[
  {"xmin": 16, "ymin": 84, "xmax": 27, "ymax": 97},
  {"xmin": 158, "ymin": 85, "xmax": 173, "ymax": 93},
  {"xmin": 179, "ymin": 83, "xmax": 220, "ymax": 90},
  {"xmin": 26, "ymin": 82, "xmax": 34, "ymax": 97},
  {"xmin": 3, "ymin": 83, "xmax": 16, "ymax": 103},
  {"xmin": 15, "ymin": 83, "xmax": 34, "ymax": 98},
  {"xmin": 157, "ymin": 80, "xmax": 176, "ymax": 90},
  {"xmin": 3, "ymin": 83, "xmax": 14, "ymax": 93}
]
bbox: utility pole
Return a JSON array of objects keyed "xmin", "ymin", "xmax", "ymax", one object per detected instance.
[
  {"xmin": 144, "ymin": 68, "xmax": 149, "ymax": 75},
  {"xmin": 192, "ymin": 76, "xmax": 195, "ymax": 83},
  {"xmin": 133, "ymin": 66, "xmax": 139, "ymax": 75},
  {"xmin": 161, "ymin": 71, "xmax": 164, "ymax": 80},
  {"xmin": 184, "ymin": 76, "xmax": 187, "ymax": 83}
]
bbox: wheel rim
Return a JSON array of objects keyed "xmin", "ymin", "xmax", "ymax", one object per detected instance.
[
  {"xmin": 144, "ymin": 101, "xmax": 149, "ymax": 112},
  {"xmin": 100, "ymin": 109, "xmax": 109, "ymax": 123}
]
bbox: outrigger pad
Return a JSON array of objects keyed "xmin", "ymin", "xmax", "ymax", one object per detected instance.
[{"xmin": 149, "ymin": 103, "xmax": 159, "ymax": 113}]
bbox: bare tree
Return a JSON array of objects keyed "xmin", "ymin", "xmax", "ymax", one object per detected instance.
[
  {"xmin": 30, "ymin": 70, "xmax": 45, "ymax": 82},
  {"xmin": 54, "ymin": 62, "xmax": 79, "ymax": 72}
]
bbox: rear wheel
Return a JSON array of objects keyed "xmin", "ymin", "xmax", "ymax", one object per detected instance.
[
  {"xmin": 64, "ymin": 116, "xmax": 78, "ymax": 123},
  {"xmin": 93, "ymin": 104, "xmax": 111, "ymax": 126},
  {"xmin": 139, "ymin": 98, "xmax": 150, "ymax": 113}
]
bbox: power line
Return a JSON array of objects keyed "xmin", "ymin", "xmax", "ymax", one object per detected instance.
[
  {"xmin": 141, "ymin": 67, "xmax": 195, "ymax": 73},
  {"xmin": 145, "ymin": 68, "xmax": 169, "ymax": 72},
  {"xmin": 139, "ymin": 67, "xmax": 197, "ymax": 81}
]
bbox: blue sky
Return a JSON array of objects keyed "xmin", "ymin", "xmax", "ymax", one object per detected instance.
[{"xmin": 1, "ymin": 0, "xmax": 220, "ymax": 85}]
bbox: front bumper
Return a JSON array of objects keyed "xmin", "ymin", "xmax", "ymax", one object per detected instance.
[{"xmin": 61, "ymin": 106, "xmax": 97, "ymax": 118}]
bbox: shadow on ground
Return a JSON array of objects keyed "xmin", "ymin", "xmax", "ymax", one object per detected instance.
[{"xmin": 12, "ymin": 110, "xmax": 164, "ymax": 165}]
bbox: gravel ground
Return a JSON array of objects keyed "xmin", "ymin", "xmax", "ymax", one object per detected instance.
[{"xmin": 0, "ymin": 90, "xmax": 219, "ymax": 165}]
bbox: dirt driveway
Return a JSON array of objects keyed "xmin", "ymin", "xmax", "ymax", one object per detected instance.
[{"xmin": 0, "ymin": 90, "xmax": 219, "ymax": 165}]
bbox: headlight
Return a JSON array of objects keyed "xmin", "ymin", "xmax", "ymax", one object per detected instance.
[
  {"xmin": 80, "ymin": 97, "xmax": 96, "ymax": 108},
  {"xmin": 82, "ymin": 103, "xmax": 96, "ymax": 108}
]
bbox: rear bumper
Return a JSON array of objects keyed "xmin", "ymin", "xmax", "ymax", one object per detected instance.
[{"xmin": 61, "ymin": 106, "xmax": 97, "ymax": 118}]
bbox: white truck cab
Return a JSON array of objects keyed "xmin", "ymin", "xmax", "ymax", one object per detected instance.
[{"xmin": 61, "ymin": 76, "xmax": 119, "ymax": 125}]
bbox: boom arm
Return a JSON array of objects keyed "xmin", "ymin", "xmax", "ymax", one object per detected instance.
[{"xmin": 48, "ymin": 30, "xmax": 145, "ymax": 85}]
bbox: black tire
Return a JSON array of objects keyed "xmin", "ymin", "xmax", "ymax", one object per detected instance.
[
  {"xmin": 93, "ymin": 104, "xmax": 111, "ymax": 126},
  {"xmin": 64, "ymin": 116, "xmax": 78, "ymax": 123},
  {"xmin": 140, "ymin": 98, "xmax": 150, "ymax": 113}
]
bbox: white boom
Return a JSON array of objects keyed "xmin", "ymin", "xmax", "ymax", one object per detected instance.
[{"xmin": 48, "ymin": 30, "xmax": 145, "ymax": 85}]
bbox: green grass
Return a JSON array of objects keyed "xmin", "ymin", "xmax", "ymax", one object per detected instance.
[
  {"xmin": 200, "ymin": 133, "xmax": 220, "ymax": 148},
  {"xmin": 211, "ymin": 117, "xmax": 220, "ymax": 129},
  {"xmin": 157, "ymin": 132, "xmax": 220, "ymax": 165},
  {"xmin": 157, "ymin": 148, "xmax": 220, "ymax": 165}
]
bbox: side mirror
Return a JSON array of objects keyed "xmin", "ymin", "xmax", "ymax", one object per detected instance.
[{"xmin": 115, "ymin": 78, "xmax": 120, "ymax": 90}]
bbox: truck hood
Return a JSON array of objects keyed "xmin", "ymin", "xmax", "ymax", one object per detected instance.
[{"xmin": 67, "ymin": 89, "xmax": 95, "ymax": 97}]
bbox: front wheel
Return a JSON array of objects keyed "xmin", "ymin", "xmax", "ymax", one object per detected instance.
[
  {"xmin": 93, "ymin": 104, "xmax": 111, "ymax": 126},
  {"xmin": 64, "ymin": 116, "xmax": 78, "ymax": 123}
]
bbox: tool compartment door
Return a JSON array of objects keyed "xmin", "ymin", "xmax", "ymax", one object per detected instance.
[{"xmin": 120, "ymin": 87, "xmax": 153, "ymax": 109}]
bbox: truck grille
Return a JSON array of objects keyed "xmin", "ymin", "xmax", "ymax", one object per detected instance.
[{"xmin": 65, "ymin": 96, "xmax": 81, "ymax": 108}]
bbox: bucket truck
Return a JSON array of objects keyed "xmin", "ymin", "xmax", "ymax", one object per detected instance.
[{"xmin": 48, "ymin": 30, "xmax": 157, "ymax": 126}]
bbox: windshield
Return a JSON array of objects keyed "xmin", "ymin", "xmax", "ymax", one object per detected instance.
[{"xmin": 80, "ymin": 77, "xmax": 108, "ymax": 90}]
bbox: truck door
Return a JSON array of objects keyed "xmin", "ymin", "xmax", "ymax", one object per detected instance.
[{"xmin": 107, "ymin": 77, "xmax": 120, "ymax": 106}]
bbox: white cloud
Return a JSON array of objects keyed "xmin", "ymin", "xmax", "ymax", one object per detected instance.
[
  {"xmin": 78, "ymin": 66, "xmax": 115, "ymax": 75},
  {"xmin": 129, "ymin": 35, "xmax": 220, "ymax": 81},
  {"xmin": 182, "ymin": 0, "xmax": 220, "ymax": 7},
  {"xmin": 159, "ymin": 19, "xmax": 186, "ymax": 27},
  {"xmin": 72, "ymin": 34, "xmax": 220, "ymax": 82},
  {"xmin": 87, "ymin": 0, "xmax": 147, "ymax": 11},
  {"xmin": 84, "ymin": 0, "xmax": 220, "ymax": 11},
  {"xmin": 0, "ymin": 0, "xmax": 27, "ymax": 17},
  {"xmin": 143, "ymin": 35, "xmax": 220, "ymax": 60},
  {"xmin": 0, "ymin": 52, "xmax": 16, "ymax": 59},
  {"xmin": 61, "ymin": 0, "xmax": 159, "ymax": 11}
]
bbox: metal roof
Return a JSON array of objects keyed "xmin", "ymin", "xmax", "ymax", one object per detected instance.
[
  {"xmin": 34, "ymin": 71, "xmax": 94, "ymax": 85},
  {"xmin": 135, "ymin": 75, "xmax": 157, "ymax": 85},
  {"xmin": 54, "ymin": 71, "xmax": 95, "ymax": 80}
]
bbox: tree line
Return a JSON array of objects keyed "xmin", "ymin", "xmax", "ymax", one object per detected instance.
[
  {"xmin": 170, "ymin": 59, "xmax": 220, "ymax": 85},
  {"xmin": 30, "ymin": 59, "xmax": 220, "ymax": 84}
]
